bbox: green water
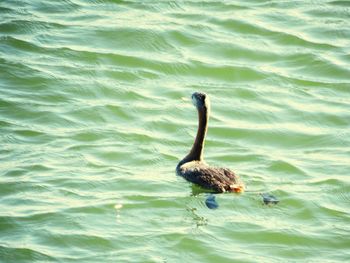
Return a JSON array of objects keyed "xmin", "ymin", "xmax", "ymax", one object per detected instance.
[{"xmin": 1, "ymin": 0, "xmax": 350, "ymax": 262}]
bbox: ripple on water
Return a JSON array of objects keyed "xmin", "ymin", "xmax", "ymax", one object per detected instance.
[{"xmin": 1, "ymin": 0, "xmax": 350, "ymax": 262}]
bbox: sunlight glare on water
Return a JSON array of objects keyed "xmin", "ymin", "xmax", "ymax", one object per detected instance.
[{"xmin": 0, "ymin": 0, "xmax": 349, "ymax": 262}]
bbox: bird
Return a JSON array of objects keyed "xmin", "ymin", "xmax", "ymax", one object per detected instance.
[{"xmin": 176, "ymin": 92, "xmax": 244, "ymax": 193}]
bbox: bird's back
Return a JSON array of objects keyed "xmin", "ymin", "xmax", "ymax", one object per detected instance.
[{"xmin": 177, "ymin": 161, "xmax": 243, "ymax": 193}]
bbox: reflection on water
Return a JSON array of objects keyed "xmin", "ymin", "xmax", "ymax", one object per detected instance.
[
  {"xmin": 1, "ymin": 0, "xmax": 349, "ymax": 262},
  {"xmin": 186, "ymin": 207, "xmax": 209, "ymax": 228}
]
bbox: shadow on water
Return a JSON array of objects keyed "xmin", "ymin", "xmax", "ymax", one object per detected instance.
[{"xmin": 190, "ymin": 184, "xmax": 279, "ymax": 210}]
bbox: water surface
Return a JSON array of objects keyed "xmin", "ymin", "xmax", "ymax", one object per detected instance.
[{"xmin": 1, "ymin": 0, "xmax": 350, "ymax": 262}]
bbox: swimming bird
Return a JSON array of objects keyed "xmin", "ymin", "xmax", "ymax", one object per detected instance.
[{"xmin": 176, "ymin": 92, "xmax": 244, "ymax": 193}]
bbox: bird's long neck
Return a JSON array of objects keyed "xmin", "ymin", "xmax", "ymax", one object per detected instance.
[{"xmin": 184, "ymin": 106, "xmax": 209, "ymax": 162}]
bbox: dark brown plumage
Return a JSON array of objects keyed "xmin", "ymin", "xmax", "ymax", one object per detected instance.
[{"xmin": 176, "ymin": 92, "xmax": 244, "ymax": 193}]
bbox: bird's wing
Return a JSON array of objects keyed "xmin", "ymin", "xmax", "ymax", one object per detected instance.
[{"xmin": 182, "ymin": 165, "xmax": 239, "ymax": 193}]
